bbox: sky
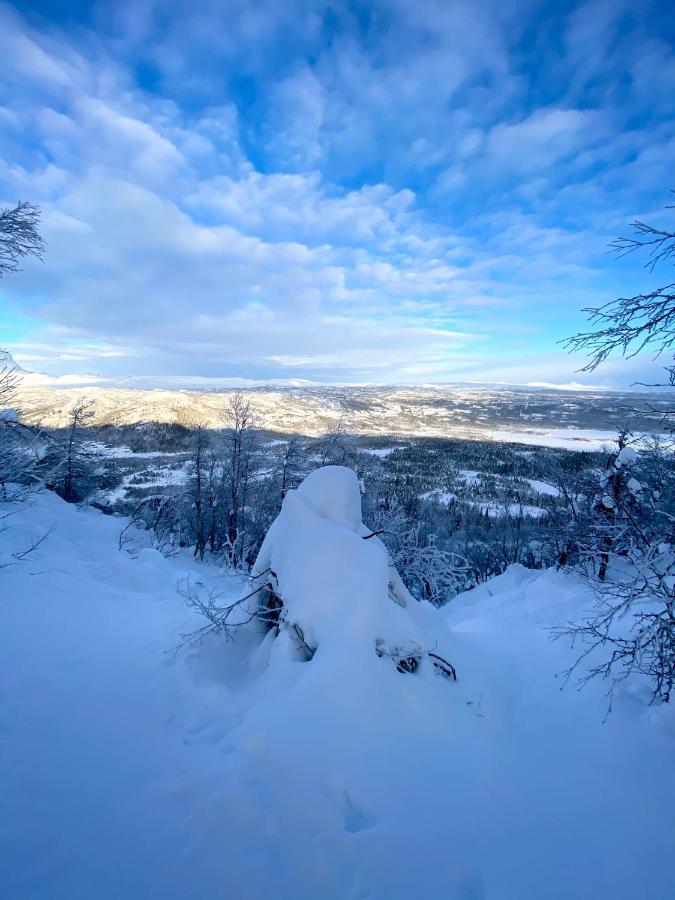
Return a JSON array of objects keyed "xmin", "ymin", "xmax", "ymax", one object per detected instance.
[{"xmin": 0, "ymin": 0, "xmax": 674, "ymax": 388}]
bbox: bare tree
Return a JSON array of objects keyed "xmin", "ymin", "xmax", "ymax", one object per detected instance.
[
  {"xmin": 0, "ymin": 199, "xmax": 64, "ymax": 575},
  {"xmin": 369, "ymin": 491, "xmax": 467, "ymax": 605},
  {"xmin": 560, "ymin": 198, "xmax": 675, "ymax": 706},
  {"xmin": 565, "ymin": 192, "xmax": 675, "ymax": 392},
  {"xmin": 554, "ymin": 438, "xmax": 674, "ymax": 708},
  {"xmin": 317, "ymin": 416, "xmax": 357, "ymax": 467},
  {"xmin": 557, "ymin": 539, "xmax": 675, "ymax": 709},
  {"xmin": 0, "ymin": 351, "xmax": 48, "ymax": 501},
  {"xmin": 119, "ymin": 495, "xmax": 183, "ymax": 556},
  {"xmin": 542, "ymin": 462, "xmax": 595, "ymax": 569},
  {"xmin": 278, "ymin": 434, "xmax": 300, "ymax": 500},
  {"xmin": 591, "ymin": 430, "xmax": 637, "ymax": 581},
  {"xmin": 0, "ymin": 352, "xmax": 21, "ymax": 409},
  {"xmin": 221, "ymin": 393, "xmax": 260, "ymax": 567},
  {"xmin": 51, "ymin": 399, "xmax": 95, "ymax": 503},
  {"xmin": 0, "ymin": 202, "xmax": 46, "ymax": 276},
  {"xmin": 186, "ymin": 425, "xmax": 209, "ymax": 560},
  {"xmin": 180, "ymin": 396, "xmax": 262, "ymax": 566},
  {"xmin": 0, "ymin": 203, "xmax": 46, "ymax": 497}
]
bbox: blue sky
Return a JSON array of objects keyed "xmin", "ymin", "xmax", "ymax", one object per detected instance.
[{"xmin": 1, "ymin": 0, "xmax": 674, "ymax": 387}]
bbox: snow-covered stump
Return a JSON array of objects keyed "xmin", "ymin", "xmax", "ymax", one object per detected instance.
[{"xmin": 250, "ymin": 465, "xmax": 456, "ymax": 680}]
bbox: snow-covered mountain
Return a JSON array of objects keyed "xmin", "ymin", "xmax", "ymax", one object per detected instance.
[
  {"xmin": 0, "ymin": 349, "xmax": 26, "ymax": 373},
  {"xmin": 10, "ymin": 374, "xmax": 670, "ymax": 449}
]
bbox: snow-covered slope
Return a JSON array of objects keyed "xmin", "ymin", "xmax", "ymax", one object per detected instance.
[
  {"xmin": 1, "ymin": 492, "xmax": 673, "ymax": 899},
  {"xmin": 0, "ymin": 350, "xmax": 26, "ymax": 374}
]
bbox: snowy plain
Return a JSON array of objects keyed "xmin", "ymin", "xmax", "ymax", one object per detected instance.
[{"xmin": 1, "ymin": 490, "xmax": 674, "ymax": 900}]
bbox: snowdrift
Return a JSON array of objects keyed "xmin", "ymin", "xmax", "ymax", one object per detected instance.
[{"xmin": 1, "ymin": 488, "xmax": 674, "ymax": 899}]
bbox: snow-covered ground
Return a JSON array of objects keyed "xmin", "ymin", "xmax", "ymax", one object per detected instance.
[
  {"xmin": 81, "ymin": 441, "xmax": 187, "ymax": 459},
  {"xmin": 467, "ymin": 499, "xmax": 547, "ymax": 518},
  {"xmin": 1, "ymin": 491, "xmax": 674, "ymax": 899},
  {"xmin": 360, "ymin": 447, "xmax": 397, "ymax": 458},
  {"xmin": 486, "ymin": 427, "xmax": 656, "ymax": 452},
  {"xmin": 103, "ymin": 460, "xmax": 192, "ymax": 505},
  {"xmin": 420, "ymin": 488, "xmax": 457, "ymax": 505},
  {"xmin": 523, "ymin": 478, "xmax": 561, "ymax": 497}
]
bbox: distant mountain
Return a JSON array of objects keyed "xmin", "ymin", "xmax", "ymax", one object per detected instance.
[
  {"xmin": 0, "ymin": 350, "xmax": 26, "ymax": 374},
  {"xmin": 10, "ymin": 378, "xmax": 670, "ymax": 449}
]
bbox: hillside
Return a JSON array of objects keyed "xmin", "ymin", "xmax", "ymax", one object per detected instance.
[
  {"xmin": 12, "ymin": 377, "xmax": 671, "ymax": 449},
  {"xmin": 1, "ymin": 490, "xmax": 673, "ymax": 899}
]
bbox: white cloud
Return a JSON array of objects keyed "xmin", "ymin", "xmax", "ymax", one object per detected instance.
[
  {"xmin": 485, "ymin": 108, "xmax": 606, "ymax": 172},
  {"xmin": 264, "ymin": 68, "xmax": 325, "ymax": 169},
  {"xmin": 0, "ymin": 2, "xmax": 672, "ymax": 388},
  {"xmin": 77, "ymin": 97, "xmax": 184, "ymax": 176}
]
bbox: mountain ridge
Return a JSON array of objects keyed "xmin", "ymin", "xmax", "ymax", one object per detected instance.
[{"xmin": 11, "ymin": 378, "xmax": 670, "ymax": 449}]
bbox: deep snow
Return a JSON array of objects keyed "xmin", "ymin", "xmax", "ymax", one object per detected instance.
[{"xmin": 1, "ymin": 490, "xmax": 674, "ymax": 899}]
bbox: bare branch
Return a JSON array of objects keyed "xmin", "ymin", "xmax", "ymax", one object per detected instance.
[
  {"xmin": 565, "ymin": 192, "xmax": 675, "ymax": 388},
  {"xmin": 0, "ymin": 202, "xmax": 46, "ymax": 276}
]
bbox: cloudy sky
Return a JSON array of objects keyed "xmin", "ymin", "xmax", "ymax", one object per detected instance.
[{"xmin": 0, "ymin": 0, "xmax": 674, "ymax": 387}]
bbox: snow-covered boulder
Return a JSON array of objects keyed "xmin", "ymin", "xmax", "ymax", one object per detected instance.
[{"xmin": 252, "ymin": 465, "xmax": 456, "ymax": 677}]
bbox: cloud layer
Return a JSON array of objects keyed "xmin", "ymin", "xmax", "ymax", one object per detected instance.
[{"xmin": 0, "ymin": 0, "xmax": 674, "ymax": 386}]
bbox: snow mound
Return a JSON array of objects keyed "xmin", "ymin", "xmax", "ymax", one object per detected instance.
[
  {"xmin": 253, "ymin": 465, "xmax": 454, "ymax": 672},
  {"xmin": 295, "ymin": 464, "xmax": 364, "ymax": 532}
]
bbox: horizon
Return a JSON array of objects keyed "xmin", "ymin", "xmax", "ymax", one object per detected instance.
[
  {"xmin": 6, "ymin": 346, "xmax": 668, "ymax": 396},
  {"xmin": 1, "ymin": 1, "xmax": 674, "ymax": 388}
]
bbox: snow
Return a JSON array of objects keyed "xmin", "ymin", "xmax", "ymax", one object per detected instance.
[
  {"xmin": 524, "ymin": 478, "xmax": 560, "ymax": 497},
  {"xmin": 360, "ymin": 447, "xmax": 396, "ymax": 458},
  {"xmin": 487, "ymin": 428, "xmax": 663, "ymax": 452},
  {"xmin": 616, "ymin": 445, "xmax": 638, "ymax": 467},
  {"xmin": 458, "ymin": 468, "xmax": 481, "ymax": 484},
  {"xmin": 467, "ymin": 500, "xmax": 547, "ymax": 519},
  {"xmin": 252, "ymin": 467, "xmax": 448, "ymax": 658},
  {"xmin": 82, "ymin": 441, "xmax": 186, "ymax": 459},
  {"xmin": 101, "ymin": 461, "xmax": 192, "ymax": 505},
  {"xmin": 294, "ymin": 465, "xmax": 364, "ymax": 533},
  {"xmin": 627, "ymin": 476, "xmax": 642, "ymax": 494},
  {"xmin": 487, "ymin": 427, "xmax": 623, "ymax": 451},
  {"xmin": 1, "ymin": 489, "xmax": 674, "ymax": 899},
  {"xmin": 421, "ymin": 488, "xmax": 456, "ymax": 505}
]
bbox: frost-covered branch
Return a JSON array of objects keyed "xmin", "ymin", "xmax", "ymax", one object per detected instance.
[
  {"xmin": 555, "ymin": 441, "xmax": 675, "ymax": 708},
  {"xmin": 173, "ymin": 569, "xmax": 278, "ymax": 652}
]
